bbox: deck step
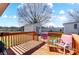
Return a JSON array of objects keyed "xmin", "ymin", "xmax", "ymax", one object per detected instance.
[{"xmin": 9, "ymin": 40, "xmax": 44, "ymax": 55}]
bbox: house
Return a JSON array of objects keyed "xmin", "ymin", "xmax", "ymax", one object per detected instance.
[
  {"xmin": 19, "ymin": 26, "xmax": 24, "ymax": 31},
  {"xmin": 63, "ymin": 21, "xmax": 79, "ymax": 34},
  {"xmin": 24, "ymin": 23, "xmax": 64, "ymax": 33},
  {"xmin": 24, "ymin": 24, "xmax": 50, "ymax": 33},
  {"xmin": 24, "ymin": 24, "xmax": 37, "ymax": 32},
  {"xmin": 39, "ymin": 27, "xmax": 50, "ymax": 32},
  {"xmin": 51, "ymin": 27, "xmax": 64, "ymax": 32}
]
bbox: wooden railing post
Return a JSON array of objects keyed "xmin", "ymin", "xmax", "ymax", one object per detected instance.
[
  {"xmin": 33, "ymin": 32, "xmax": 34, "ymax": 40},
  {"xmin": 0, "ymin": 33, "xmax": 4, "ymax": 41},
  {"xmin": 36, "ymin": 32, "xmax": 39, "ymax": 41}
]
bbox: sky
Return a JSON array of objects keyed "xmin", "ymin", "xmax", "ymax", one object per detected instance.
[
  {"xmin": 0, "ymin": 3, "xmax": 79, "ymax": 27},
  {"xmin": 0, "ymin": 3, "xmax": 19, "ymax": 27},
  {"xmin": 45, "ymin": 3, "xmax": 79, "ymax": 27}
]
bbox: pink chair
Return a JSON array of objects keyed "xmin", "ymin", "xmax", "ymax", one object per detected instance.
[
  {"xmin": 60, "ymin": 34, "xmax": 72, "ymax": 46},
  {"xmin": 55, "ymin": 34, "xmax": 72, "ymax": 54},
  {"xmin": 41, "ymin": 32, "xmax": 48, "ymax": 42}
]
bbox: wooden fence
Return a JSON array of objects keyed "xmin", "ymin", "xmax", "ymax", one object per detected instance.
[{"xmin": 0, "ymin": 32, "xmax": 38, "ymax": 49}]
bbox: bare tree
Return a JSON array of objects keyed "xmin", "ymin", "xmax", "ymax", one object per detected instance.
[
  {"xmin": 17, "ymin": 3, "xmax": 52, "ymax": 33},
  {"xmin": 68, "ymin": 9, "xmax": 79, "ymax": 22},
  {"xmin": 17, "ymin": 3, "xmax": 52, "ymax": 26},
  {"xmin": 67, "ymin": 9, "xmax": 79, "ymax": 34}
]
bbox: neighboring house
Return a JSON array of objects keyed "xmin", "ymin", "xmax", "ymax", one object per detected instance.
[
  {"xmin": 19, "ymin": 26, "xmax": 24, "ymax": 31},
  {"xmin": 24, "ymin": 23, "xmax": 64, "ymax": 33},
  {"xmin": 63, "ymin": 21, "xmax": 79, "ymax": 34},
  {"xmin": 52, "ymin": 27, "xmax": 64, "ymax": 32},
  {"xmin": 40, "ymin": 27, "xmax": 50, "ymax": 32},
  {"xmin": 24, "ymin": 24, "xmax": 37, "ymax": 32},
  {"xmin": 49, "ymin": 26, "xmax": 64, "ymax": 32},
  {"xmin": 24, "ymin": 24, "xmax": 50, "ymax": 33}
]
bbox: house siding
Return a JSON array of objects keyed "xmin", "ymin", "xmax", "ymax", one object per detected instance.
[
  {"xmin": 24, "ymin": 24, "xmax": 37, "ymax": 32},
  {"xmin": 64, "ymin": 22, "xmax": 79, "ymax": 34},
  {"xmin": 24, "ymin": 24, "xmax": 50, "ymax": 33}
]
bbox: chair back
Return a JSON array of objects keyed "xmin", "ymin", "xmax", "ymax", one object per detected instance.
[
  {"xmin": 60, "ymin": 34, "xmax": 72, "ymax": 48},
  {"xmin": 41, "ymin": 32, "xmax": 48, "ymax": 40}
]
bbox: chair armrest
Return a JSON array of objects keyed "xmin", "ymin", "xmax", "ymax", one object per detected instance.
[{"xmin": 55, "ymin": 43, "xmax": 65, "ymax": 47}]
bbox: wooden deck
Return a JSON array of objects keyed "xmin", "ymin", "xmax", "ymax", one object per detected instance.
[
  {"xmin": 0, "ymin": 42, "xmax": 63, "ymax": 55},
  {"xmin": 31, "ymin": 44, "xmax": 63, "ymax": 55},
  {"xmin": 0, "ymin": 40, "xmax": 45, "ymax": 55},
  {"xmin": 7, "ymin": 40, "xmax": 45, "ymax": 55},
  {"xmin": 1, "ymin": 32, "xmax": 78, "ymax": 55}
]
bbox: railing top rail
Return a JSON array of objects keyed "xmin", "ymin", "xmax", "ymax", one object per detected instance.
[
  {"xmin": 0, "ymin": 32, "xmax": 62, "ymax": 36},
  {"xmin": 0, "ymin": 32, "xmax": 37, "ymax": 36},
  {"xmin": 48, "ymin": 32, "xmax": 62, "ymax": 36}
]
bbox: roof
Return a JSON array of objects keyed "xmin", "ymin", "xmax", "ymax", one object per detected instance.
[
  {"xmin": 63, "ymin": 21, "xmax": 79, "ymax": 25},
  {"xmin": 0, "ymin": 3, "xmax": 9, "ymax": 16}
]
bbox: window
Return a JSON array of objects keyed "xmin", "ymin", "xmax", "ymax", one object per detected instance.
[{"xmin": 74, "ymin": 24, "xmax": 77, "ymax": 29}]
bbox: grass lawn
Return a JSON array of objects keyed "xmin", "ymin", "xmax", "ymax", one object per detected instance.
[
  {"xmin": 49, "ymin": 35, "xmax": 60, "ymax": 40},
  {"xmin": 47, "ymin": 35, "xmax": 61, "ymax": 44}
]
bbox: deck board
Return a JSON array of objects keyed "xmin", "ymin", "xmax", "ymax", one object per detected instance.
[
  {"xmin": 7, "ymin": 40, "xmax": 45, "ymax": 55},
  {"xmin": 0, "ymin": 41, "xmax": 63, "ymax": 55},
  {"xmin": 31, "ymin": 44, "xmax": 63, "ymax": 55}
]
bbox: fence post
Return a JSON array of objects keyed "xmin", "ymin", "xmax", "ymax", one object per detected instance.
[
  {"xmin": 36, "ymin": 32, "xmax": 39, "ymax": 41},
  {"xmin": 0, "ymin": 33, "xmax": 4, "ymax": 42},
  {"xmin": 33, "ymin": 32, "xmax": 34, "ymax": 40}
]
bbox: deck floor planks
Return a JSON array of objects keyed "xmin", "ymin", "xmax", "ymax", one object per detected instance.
[{"xmin": 31, "ymin": 44, "xmax": 62, "ymax": 55}]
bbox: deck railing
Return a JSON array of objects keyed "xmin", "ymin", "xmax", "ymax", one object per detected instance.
[
  {"xmin": 0, "ymin": 32, "xmax": 38, "ymax": 49},
  {"xmin": 0, "ymin": 32, "xmax": 62, "ymax": 49},
  {"xmin": 48, "ymin": 32, "xmax": 62, "ymax": 37},
  {"xmin": 72, "ymin": 34, "xmax": 79, "ymax": 54}
]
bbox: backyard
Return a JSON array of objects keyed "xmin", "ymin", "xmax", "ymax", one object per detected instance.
[{"xmin": 0, "ymin": 3, "xmax": 79, "ymax": 55}]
